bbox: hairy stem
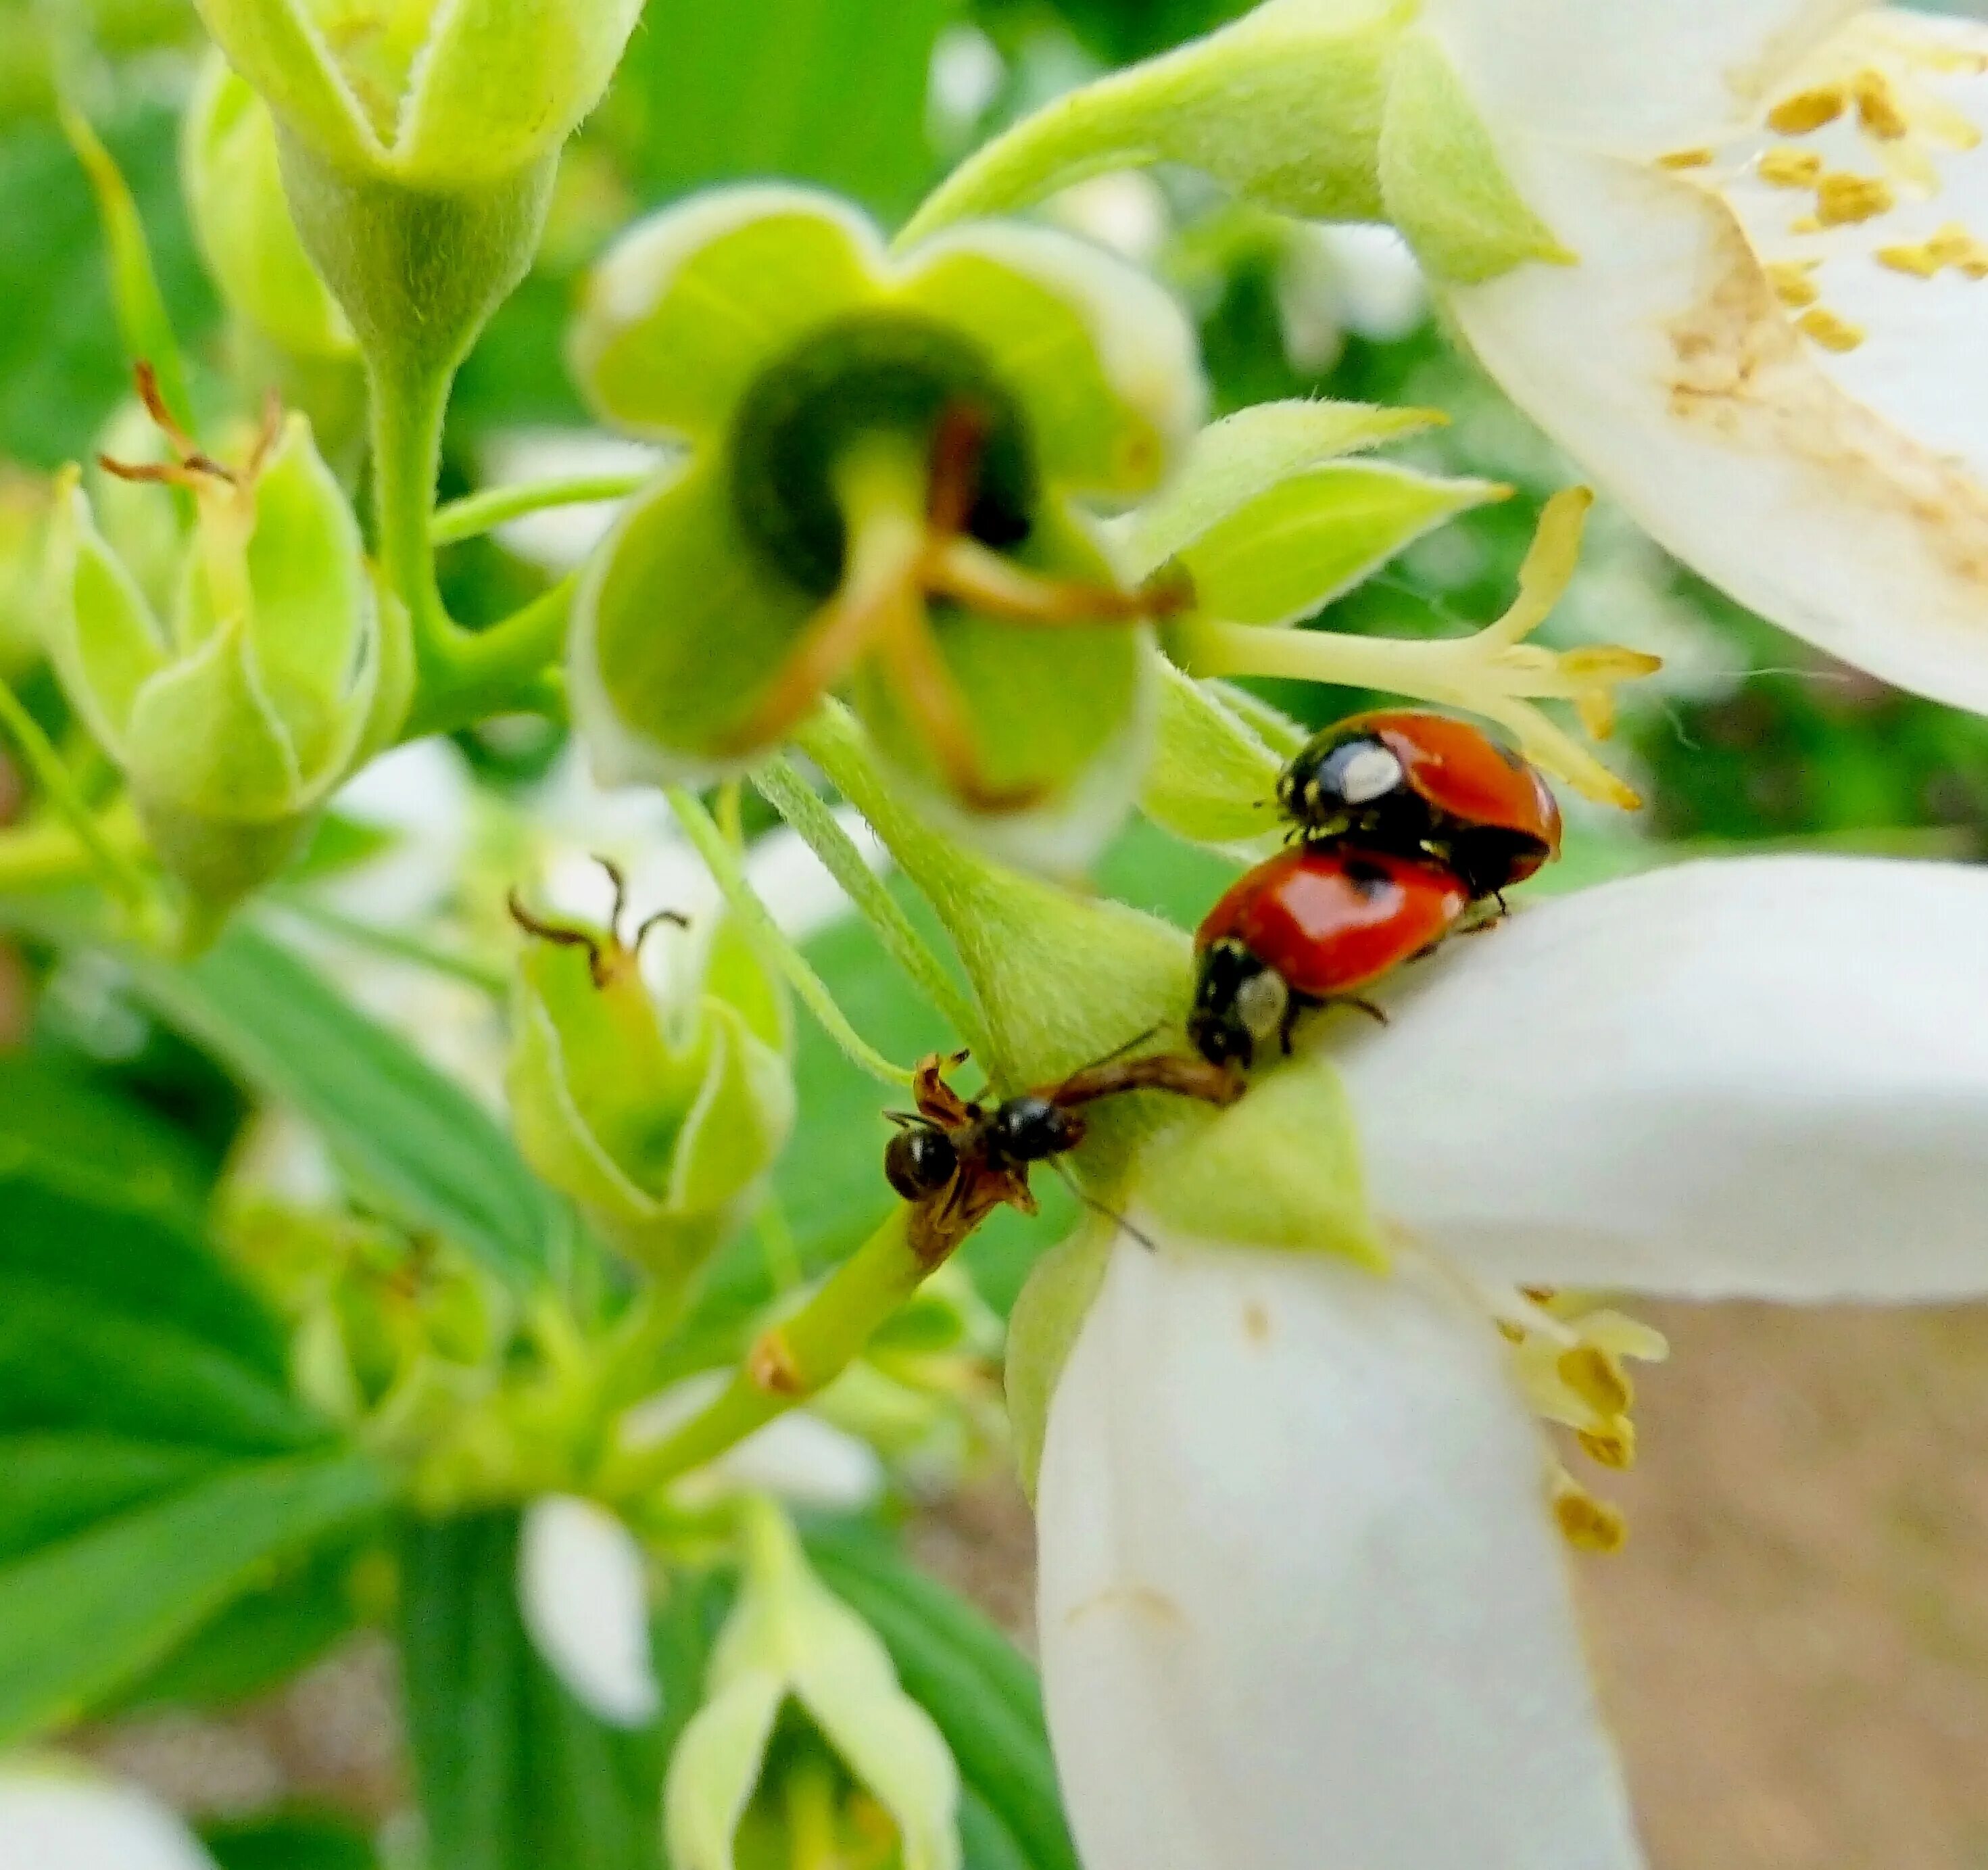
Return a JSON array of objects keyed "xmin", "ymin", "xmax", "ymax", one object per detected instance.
[{"xmin": 431, "ymin": 470, "xmax": 648, "ymax": 548}]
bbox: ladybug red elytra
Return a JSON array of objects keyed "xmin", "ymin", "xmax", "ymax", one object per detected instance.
[
  {"xmin": 1188, "ymin": 846, "xmax": 1471, "ymax": 1068},
  {"xmin": 1276, "ymin": 710, "xmax": 1561, "ymax": 900}
]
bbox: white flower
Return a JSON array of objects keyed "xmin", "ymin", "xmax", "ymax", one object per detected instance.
[
  {"xmin": 0, "ymin": 1760, "xmax": 218, "ymax": 1870},
  {"xmin": 517, "ymin": 1495, "xmax": 662, "ymax": 1727},
  {"xmin": 1036, "ymin": 857, "xmax": 1988, "ymax": 1870},
  {"xmin": 1432, "ymin": 0, "xmax": 1988, "ymax": 713}
]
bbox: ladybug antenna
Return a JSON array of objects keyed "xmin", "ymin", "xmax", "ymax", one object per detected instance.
[{"xmin": 1082, "ymin": 1022, "xmax": 1163, "ymax": 1074}]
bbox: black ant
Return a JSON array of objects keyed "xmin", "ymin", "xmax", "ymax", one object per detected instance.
[{"xmin": 883, "ymin": 1038, "xmax": 1243, "ymax": 1261}]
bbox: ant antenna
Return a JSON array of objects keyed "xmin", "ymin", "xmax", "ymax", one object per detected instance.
[
  {"xmin": 1048, "ymin": 1157, "xmax": 1156, "ymax": 1251},
  {"xmin": 507, "ymin": 888, "xmax": 611, "ymax": 988},
  {"xmin": 1083, "ymin": 1022, "xmax": 1163, "ymax": 1074}
]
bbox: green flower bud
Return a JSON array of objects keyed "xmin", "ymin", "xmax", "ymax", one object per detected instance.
[
  {"xmin": 902, "ymin": 0, "xmax": 1570, "ymax": 286},
  {"xmin": 665, "ymin": 1496, "xmax": 959, "ymax": 1870},
  {"xmin": 571, "ymin": 186, "xmax": 1206, "ymax": 871},
  {"xmin": 182, "ymin": 53, "xmax": 356, "ymax": 360},
  {"xmin": 506, "ymin": 880, "xmax": 796, "ymax": 1286},
  {"xmin": 0, "ymin": 469, "xmax": 48, "ymax": 681},
  {"xmin": 41, "ymin": 392, "xmax": 401, "ymax": 920},
  {"xmin": 192, "ymin": 0, "xmax": 641, "ymax": 192}
]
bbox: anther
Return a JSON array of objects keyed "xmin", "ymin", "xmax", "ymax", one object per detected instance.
[
  {"xmin": 1759, "ymin": 149, "xmax": 1824, "ymax": 188},
  {"xmin": 1766, "ymin": 260, "xmax": 1823, "ymax": 308},
  {"xmin": 1876, "ymin": 240, "xmax": 1944, "ymax": 277},
  {"xmin": 1816, "ymin": 172, "xmax": 1896, "ymax": 226},
  {"xmin": 1578, "ymin": 1421, "xmax": 1637, "ymax": 1471},
  {"xmin": 1852, "ymin": 68, "xmax": 1910, "ymax": 140},
  {"xmin": 1656, "ymin": 147, "xmax": 1714, "ymax": 171},
  {"xmin": 1553, "ymin": 1479, "xmax": 1627, "ymax": 1555},
  {"xmin": 1557, "ymin": 1344, "xmax": 1633, "ymax": 1417},
  {"xmin": 1797, "ymin": 306, "xmax": 1866, "ymax": 352},
  {"xmin": 1767, "ymin": 85, "xmax": 1848, "ymax": 135}
]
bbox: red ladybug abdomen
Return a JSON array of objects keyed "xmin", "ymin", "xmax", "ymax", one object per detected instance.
[
  {"xmin": 1357, "ymin": 711, "xmax": 1562, "ymax": 861},
  {"xmin": 1197, "ymin": 846, "xmax": 1470, "ymax": 999}
]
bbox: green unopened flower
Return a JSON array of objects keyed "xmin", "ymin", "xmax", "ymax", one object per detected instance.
[
  {"xmin": 191, "ymin": 0, "xmax": 641, "ymax": 191},
  {"xmin": 666, "ymin": 1495, "xmax": 959, "ymax": 1870},
  {"xmin": 183, "ymin": 53, "xmax": 354, "ymax": 359},
  {"xmin": 506, "ymin": 865, "xmax": 796, "ymax": 1285},
  {"xmin": 569, "ymin": 186, "xmax": 1206, "ymax": 869},
  {"xmin": 41, "ymin": 376, "xmax": 403, "ymax": 917}
]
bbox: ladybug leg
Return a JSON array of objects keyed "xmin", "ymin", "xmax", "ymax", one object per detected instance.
[{"xmin": 1338, "ymin": 997, "xmax": 1390, "ymax": 1027}]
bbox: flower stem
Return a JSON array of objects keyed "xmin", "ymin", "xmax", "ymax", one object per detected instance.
[
  {"xmin": 0, "ymin": 682, "xmax": 149, "ymax": 911},
  {"xmin": 430, "ymin": 471, "xmax": 649, "ymax": 547},
  {"xmin": 666, "ymin": 786, "xmax": 916, "ymax": 1087},
  {"xmin": 368, "ymin": 352, "xmax": 455, "ymax": 672},
  {"xmin": 754, "ymin": 754, "xmax": 986, "ymax": 1054},
  {"xmin": 602, "ymin": 1204, "xmax": 942, "ymax": 1500}
]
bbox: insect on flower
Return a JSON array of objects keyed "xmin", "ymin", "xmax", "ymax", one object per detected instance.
[
  {"xmin": 1189, "ymin": 847, "xmax": 1473, "ymax": 1070},
  {"xmin": 1277, "ymin": 710, "xmax": 1563, "ymax": 903},
  {"xmin": 885, "ymin": 1043, "xmax": 1242, "ymax": 1259}
]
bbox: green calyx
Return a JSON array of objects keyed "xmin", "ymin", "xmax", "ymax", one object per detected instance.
[
  {"xmin": 901, "ymin": 0, "xmax": 1574, "ymax": 287},
  {"xmin": 569, "ymin": 186, "xmax": 1205, "ymax": 869},
  {"xmin": 505, "ymin": 896, "xmax": 796, "ymax": 1287},
  {"xmin": 193, "ymin": 0, "xmax": 643, "ymax": 192},
  {"xmin": 41, "ymin": 410, "xmax": 400, "ymax": 921}
]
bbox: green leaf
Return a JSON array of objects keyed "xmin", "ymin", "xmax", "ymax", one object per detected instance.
[
  {"xmin": 804, "ymin": 1525, "xmax": 1077, "ymax": 1870},
  {"xmin": 201, "ymin": 1812, "xmax": 380, "ymax": 1870},
  {"xmin": 1140, "ymin": 660, "xmax": 1283, "ymax": 849},
  {"xmin": 399, "ymin": 1511, "xmax": 666, "ymax": 1870},
  {"xmin": 1119, "ymin": 398, "xmax": 1447, "ymax": 579},
  {"xmin": 117, "ymin": 921, "xmax": 565, "ymax": 1290},
  {"xmin": 1173, "ymin": 460, "xmax": 1507, "ymax": 629},
  {"xmin": 0, "ymin": 1448, "xmax": 389, "ymax": 1745},
  {"xmin": 0, "ymin": 1049, "xmax": 212, "ymax": 1214},
  {"xmin": 603, "ymin": 0, "xmax": 951, "ymax": 214},
  {"xmin": 0, "ymin": 1435, "xmax": 223, "ymax": 1566}
]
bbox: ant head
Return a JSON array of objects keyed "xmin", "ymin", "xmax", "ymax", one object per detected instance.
[{"xmin": 886, "ymin": 1120, "xmax": 961, "ymax": 1202}]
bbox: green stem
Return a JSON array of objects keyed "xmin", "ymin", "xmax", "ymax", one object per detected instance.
[
  {"xmin": 602, "ymin": 1206, "xmax": 922, "ymax": 1500},
  {"xmin": 399, "ymin": 577, "xmax": 577, "ymax": 741},
  {"xmin": 755, "ymin": 754, "xmax": 986, "ymax": 1053},
  {"xmin": 368, "ymin": 353, "xmax": 456, "ymax": 673},
  {"xmin": 431, "ymin": 471, "xmax": 648, "ymax": 547},
  {"xmin": 0, "ymin": 684, "xmax": 149, "ymax": 911},
  {"xmin": 666, "ymin": 787, "xmax": 915, "ymax": 1088}
]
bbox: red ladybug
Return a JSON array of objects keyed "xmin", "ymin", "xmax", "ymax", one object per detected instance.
[
  {"xmin": 1276, "ymin": 710, "xmax": 1561, "ymax": 900},
  {"xmin": 1188, "ymin": 846, "xmax": 1470, "ymax": 1068}
]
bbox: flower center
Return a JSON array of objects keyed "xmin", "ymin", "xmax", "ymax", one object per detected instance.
[{"xmin": 729, "ymin": 312, "xmax": 1038, "ymax": 600}]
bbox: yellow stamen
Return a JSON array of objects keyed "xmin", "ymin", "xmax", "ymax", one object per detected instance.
[
  {"xmin": 1553, "ymin": 1477, "xmax": 1627, "ymax": 1555},
  {"xmin": 1791, "ymin": 214, "xmax": 1824, "ymax": 235},
  {"xmin": 1558, "ymin": 1344, "xmax": 1633, "ymax": 1418},
  {"xmin": 1926, "ymin": 221, "xmax": 1988, "ymax": 277},
  {"xmin": 1815, "ymin": 171, "xmax": 1897, "ymax": 226},
  {"xmin": 1767, "ymin": 85, "xmax": 1847, "ymax": 135},
  {"xmin": 1578, "ymin": 1422, "xmax": 1637, "ymax": 1471},
  {"xmin": 1656, "ymin": 147, "xmax": 1715, "ymax": 171},
  {"xmin": 1852, "ymin": 68, "xmax": 1911, "ymax": 140},
  {"xmin": 1758, "ymin": 147, "xmax": 1824, "ymax": 188},
  {"xmin": 1797, "ymin": 306, "xmax": 1866, "ymax": 352},
  {"xmin": 1876, "ymin": 241, "xmax": 1943, "ymax": 278},
  {"xmin": 1766, "ymin": 260, "xmax": 1823, "ymax": 308}
]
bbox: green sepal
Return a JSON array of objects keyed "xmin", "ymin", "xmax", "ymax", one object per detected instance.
[
  {"xmin": 666, "ymin": 1497, "xmax": 961, "ymax": 1870},
  {"xmin": 900, "ymin": 0, "xmax": 1411, "ymax": 246},
  {"xmin": 1169, "ymin": 460, "xmax": 1508, "ymax": 630},
  {"xmin": 505, "ymin": 913, "xmax": 796, "ymax": 1280},
  {"xmin": 40, "ymin": 468, "xmax": 168, "ymax": 758},
  {"xmin": 1378, "ymin": 29, "xmax": 1576, "ymax": 284},
  {"xmin": 194, "ymin": 0, "xmax": 642, "ymax": 190},
  {"xmin": 1117, "ymin": 398, "xmax": 1446, "ymax": 579},
  {"xmin": 183, "ymin": 55, "xmax": 355, "ymax": 360},
  {"xmin": 1132, "ymin": 1050, "xmax": 1384, "ymax": 1264},
  {"xmin": 1140, "ymin": 661, "xmax": 1284, "ymax": 851},
  {"xmin": 1004, "ymin": 1218, "xmax": 1114, "ymax": 1502}
]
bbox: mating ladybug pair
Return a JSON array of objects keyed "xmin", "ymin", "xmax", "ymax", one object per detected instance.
[{"xmin": 1189, "ymin": 711, "xmax": 1563, "ymax": 1068}]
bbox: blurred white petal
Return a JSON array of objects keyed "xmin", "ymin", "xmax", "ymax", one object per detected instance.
[
  {"xmin": 517, "ymin": 1495, "xmax": 660, "ymax": 1727},
  {"xmin": 1338, "ymin": 857, "xmax": 1988, "ymax": 1300},
  {"xmin": 324, "ymin": 738, "xmax": 476, "ymax": 926},
  {"xmin": 1038, "ymin": 1239, "xmax": 1641, "ymax": 1870},
  {"xmin": 0, "ymin": 1763, "xmax": 217, "ymax": 1870}
]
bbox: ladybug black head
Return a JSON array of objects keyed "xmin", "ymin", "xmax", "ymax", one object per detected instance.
[
  {"xmin": 1280, "ymin": 730, "xmax": 1414, "ymax": 836},
  {"xmin": 1188, "ymin": 939, "xmax": 1290, "ymax": 1070},
  {"xmin": 885, "ymin": 1124, "xmax": 961, "ymax": 1202},
  {"xmin": 984, "ymin": 1094, "xmax": 1082, "ymax": 1168}
]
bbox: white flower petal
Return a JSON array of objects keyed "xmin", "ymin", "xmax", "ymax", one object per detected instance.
[
  {"xmin": 517, "ymin": 1495, "xmax": 661, "ymax": 1727},
  {"xmin": 1425, "ymin": 0, "xmax": 1862, "ymax": 151},
  {"xmin": 0, "ymin": 1763, "xmax": 217, "ymax": 1870},
  {"xmin": 1337, "ymin": 857, "xmax": 1988, "ymax": 1301},
  {"xmin": 1447, "ymin": 133, "xmax": 1988, "ymax": 713},
  {"xmin": 1038, "ymin": 1239, "xmax": 1642, "ymax": 1870}
]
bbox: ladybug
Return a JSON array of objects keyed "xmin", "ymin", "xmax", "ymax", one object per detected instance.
[
  {"xmin": 1188, "ymin": 846, "xmax": 1471, "ymax": 1068},
  {"xmin": 1276, "ymin": 711, "xmax": 1561, "ymax": 900}
]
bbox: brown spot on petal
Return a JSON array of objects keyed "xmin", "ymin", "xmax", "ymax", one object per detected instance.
[
  {"xmin": 1242, "ymin": 1300, "xmax": 1272, "ymax": 1346},
  {"xmin": 1065, "ymin": 1583, "xmax": 1186, "ymax": 1631},
  {"xmin": 1664, "ymin": 212, "xmax": 1988, "ymax": 598}
]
